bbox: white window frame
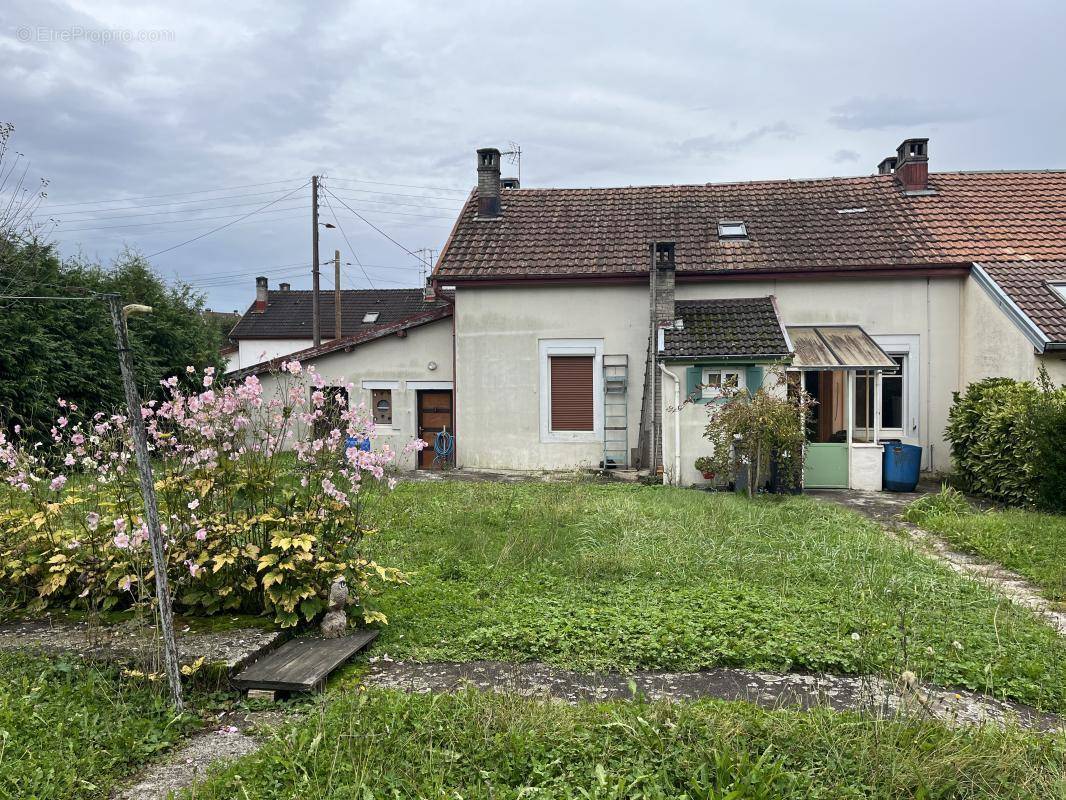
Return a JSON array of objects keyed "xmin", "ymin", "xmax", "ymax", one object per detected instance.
[
  {"xmin": 700, "ymin": 368, "xmax": 745, "ymax": 399},
  {"xmin": 539, "ymin": 339, "xmax": 604, "ymax": 443},
  {"xmin": 870, "ymin": 334, "xmax": 919, "ymax": 441}
]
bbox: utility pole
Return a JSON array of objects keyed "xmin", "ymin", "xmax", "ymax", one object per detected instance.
[
  {"xmin": 334, "ymin": 249, "xmax": 342, "ymax": 340},
  {"xmin": 105, "ymin": 294, "xmax": 183, "ymax": 712},
  {"xmin": 311, "ymin": 175, "xmax": 321, "ymax": 347}
]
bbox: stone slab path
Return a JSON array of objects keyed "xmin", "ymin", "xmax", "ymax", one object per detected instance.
[
  {"xmin": 0, "ymin": 617, "xmax": 283, "ymax": 671},
  {"xmin": 365, "ymin": 659, "xmax": 1062, "ymax": 732},
  {"xmin": 810, "ymin": 489, "xmax": 1066, "ymax": 635}
]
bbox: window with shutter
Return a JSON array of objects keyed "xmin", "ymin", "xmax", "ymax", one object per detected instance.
[{"xmin": 549, "ymin": 356, "xmax": 594, "ymax": 431}]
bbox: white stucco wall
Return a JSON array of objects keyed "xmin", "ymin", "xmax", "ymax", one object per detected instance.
[
  {"xmin": 454, "ymin": 285, "xmax": 648, "ymax": 471},
  {"xmin": 677, "ymin": 276, "xmax": 963, "ymax": 472},
  {"xmin": 235, "ymin": 338, "xmax": 316, "ymax": 372},
  {"xmin": 253, "ymin": 320, "xmax": 453, "ymax": 470},
  {"xmin": 453, "ymin": 273, "xmax": 1053, "ymax": 477},
  {"xmin": 959, "ymin": 276, "xmax": 1057, "ymax": 386},
  {"xmin": 849, "ymin": 444, "xmax": 883, "ymax": 490}
]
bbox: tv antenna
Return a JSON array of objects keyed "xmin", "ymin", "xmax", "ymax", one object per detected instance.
[{"xmin": 502, "ymin": 141, "xmax": 522, "ymax": 183}]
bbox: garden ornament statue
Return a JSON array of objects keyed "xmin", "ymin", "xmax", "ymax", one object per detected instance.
[{"xmin": 320, "ymin": 576, "xmax": 349, "ymax": 638}]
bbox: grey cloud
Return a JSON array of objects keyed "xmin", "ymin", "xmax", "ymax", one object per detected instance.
[
  {"xmin": 676, "ymin": 122, "xmax": 800, "ymax": 158},
  {"xmin": 829, "ymin": 96, "xmax": 979, "ymax": 131},
  {"xmin": 832, "ymin": 148, "xmax": 861, "ymax": 163}
]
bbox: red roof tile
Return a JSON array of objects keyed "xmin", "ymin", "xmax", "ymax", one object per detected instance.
[
  {"xmin": 435, "ymin": 171, "xmax": 1066, "ymax": 281},
  {"xmin": 980, "ymin": 261, "xmax": 1066, "ymax": 343}
]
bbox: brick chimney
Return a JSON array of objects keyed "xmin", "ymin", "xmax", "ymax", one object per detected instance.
[
  {"xmin": 476, "ymin": 147, "xmax": 501, "ymax": 217},
  {"xmin": 645, "ymin": 241, "xmax": 676, "ymax": 473},
  {"xmin": 254, "ymin": 276, "xmax": 268, "ymax": 312},
  {"xmin": 877, "ymin": 156, "xmax": 897, "ymax": 175},
  {"xmin": 501, "ymin": 177, "xmax": 520, "ymax": 189},
  {"xmin": 278, "ymin": 282, "xmax": 290, "ymax": 292},
  {"xmin": 423, "ymin": 277, "xmax": 436, "ymax": 303},
  {"xmin": 894, "ymin": 138, "xmax": 929, "ymax": 192}
]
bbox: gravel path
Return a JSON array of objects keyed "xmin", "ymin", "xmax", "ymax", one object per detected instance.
[
  {"xmin": 810, "ymin": 490, "xmax": 1066, "ymax": 635},
  {"xmin": 364, "ymin": 658, "xmax": 1062, "ymax": 732}
]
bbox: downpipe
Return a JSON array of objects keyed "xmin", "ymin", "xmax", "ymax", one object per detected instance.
[{"xmin": 659, "ymin": 362, "xmax": 682, "ymax": 486}]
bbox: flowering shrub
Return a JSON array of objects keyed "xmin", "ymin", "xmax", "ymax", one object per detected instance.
[{"xmin": 0, "ymin": 362, "xmax": 424, "ymax": 627}]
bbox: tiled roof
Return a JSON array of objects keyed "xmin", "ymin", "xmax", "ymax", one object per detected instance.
[
  {"xmin": 979, "ymin": 261, "xmax": 1066, "ymax": 343},
  {"xmin": 661, "ymin": 297, "xmax": 790, "ymax": 359},
  {"xmin": 435, "ymin": 171, "xmax": 1066, "ymax": 280},
  {"xmin": 230, "ymin": 289, "xmax": 450, "ymax": 339},
  {"xmin": 230, "ymin": 304, "xmax": 453, "ymax": 379}
]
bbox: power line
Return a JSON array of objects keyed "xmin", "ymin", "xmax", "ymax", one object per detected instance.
[
  {"xmin": 53, "ymin": 197, "xmax": 312, "ymax": 225},
  {"xmin": 321, "ymin": 191, "xmax": 374, "ymax": 289},
  {"xmin": 47, "ymin": 187, "xmax": 311, "ymax": 217},
  {"xmin": 326, "ymin": 176, "xmax": 469, "ymax": 195},
  {"xmin": 319, "ymin": 191, "xmax": 463, "ymax": 212},
  {"xmin": 325, "ymin": 187, "xmax": 467, "ymax": 205},
  {"xmin": 55, "ymin": 203, "xmax": 305, "ymax": 233},
  {"xmin": 147, "ymin": 181, "xmax": 310, "ymax": 258},
  {"xmin": 322, "ymin": 187, "xmax": 429, "ymax": 260},
  {"xmin": 40, "ymin": 178, "xmax": 307, "ymax": 209}
]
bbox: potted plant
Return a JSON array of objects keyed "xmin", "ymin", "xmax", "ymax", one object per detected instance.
[{"xmin": 694, "ymin": 456, "xmax": 715, "ymax": 480}]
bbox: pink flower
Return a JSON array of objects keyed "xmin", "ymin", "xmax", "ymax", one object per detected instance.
[
  {"xmin": 195, "ymin": 528, "xmax": 207, "ymax": 541},
  {"xmin": 57, "ymin": 416, "xmax": 68, "ymax": 428},
  {"xmin": 49, "ymin": 475, "xmax": 67, "ymax": 492},
  {"xmin": 187, "ymin": 499, "xmax": 200, "ymax": 510},
  {"xmin": 113, "ymin": 518, "xmax": 127, "ymax": 534},
  {"xmin": 86, "ymin": 512, "xmax": 100, "ymax": 531},
  {"xmin": 113, "ymin": 532, "xmax": 130, "ymax": 549}
]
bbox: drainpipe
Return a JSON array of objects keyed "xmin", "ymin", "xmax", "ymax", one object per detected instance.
[{"xmin": 659, "ymin": 362, "xmax": 681, "ymax": 486}]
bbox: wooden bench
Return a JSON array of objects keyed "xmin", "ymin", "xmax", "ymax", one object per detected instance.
[{"xmin": 232, "ymin": 629, "xmax": 378, "ymax": 695}]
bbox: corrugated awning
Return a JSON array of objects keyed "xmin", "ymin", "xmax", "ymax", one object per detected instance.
[{"xmin": 786, "ymin": 325, "xmax": 897, "ymax": 370}]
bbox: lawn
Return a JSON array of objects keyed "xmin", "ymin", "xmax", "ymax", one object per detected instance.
[
  {"xmin": 906, "ymin": 492, "xmax": 1066, "ymax": 603},
  {"xmin": 0, "ymin": 651, "xmax": 194, "ymax": 800},
  {"xmin": 364, "ymin": 481, "xmax": 1066, "ymax": 711},
  {"xmin": 186, "ymin": 689, "xmax": 1066, "ymax": 800}
]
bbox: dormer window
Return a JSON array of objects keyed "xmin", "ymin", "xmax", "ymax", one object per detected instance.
[
  {"xmin": 362, "ymin": 312, "xmax": 380, "ymax": 323},
  {"xmin": 717, "ymin": 220, "xmax": 747, "ymax": 240}
]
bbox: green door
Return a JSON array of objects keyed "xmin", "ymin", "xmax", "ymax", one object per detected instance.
[{"xmin": 804, "ymin": 443, "xmax": 849, "ymax": 488}]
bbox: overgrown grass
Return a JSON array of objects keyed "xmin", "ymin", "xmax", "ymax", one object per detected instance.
[
  {"xmin": 186, "ymin": 689, "xmax": 1066, "ymax": 799},
  {"xmin": 0, "ymin": 651, "xmax": 194, "ymax": 799},
  {"xmin": 364, "ymin": 481, "xmax": 1066, "ymax": 711},
  {"xmin": 907, "ymin": 488, "xmax": 1066, "ymax": 602}
]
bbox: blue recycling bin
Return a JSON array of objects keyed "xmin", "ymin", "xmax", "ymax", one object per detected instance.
[{"xmin": 882, "ymin": 441, "xmax": 922, "ymax": 492}]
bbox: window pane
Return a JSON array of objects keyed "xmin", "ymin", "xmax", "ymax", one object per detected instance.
[
  {"xmin": 855, "ymin": 373, "xmax": 873, "ymax": 428},
  {"xmin": 882, "ymin": 375, "xmax": 903, "ymax": 429}
]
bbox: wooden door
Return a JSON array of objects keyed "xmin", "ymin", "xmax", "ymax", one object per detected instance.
[{"xmin": 417, "ymin": 390, "xmax": 453, "ymax": 469}]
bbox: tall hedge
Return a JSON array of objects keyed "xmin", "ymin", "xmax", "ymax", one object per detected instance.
[{"xmin": 946, "ymin": 374, "xmax": 1066, "ymax": 509}]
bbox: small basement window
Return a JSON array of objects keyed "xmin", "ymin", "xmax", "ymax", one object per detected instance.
[
  {"xmin": 371, "ymin": 389, "xmax": 392, "ymax": 425},
  {"xmin": 717, "ymin": 220, "xmax": 747, "ymax": 240},
  {"xmin": 701, "ymin": 368, "xmax": 744, "ymax": 399},
  {"xmin": 362, "ymin": 312, "xmax": 380, "ymax": 323}
]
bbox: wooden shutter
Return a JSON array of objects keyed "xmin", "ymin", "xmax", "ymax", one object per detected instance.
[{"xmin": 550, "ymin": 355, "xmax": 594, "ymax": 431}]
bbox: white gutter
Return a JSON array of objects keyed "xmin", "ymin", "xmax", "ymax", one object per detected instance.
[
  {"xmin": 972, "ymin": 263, "xmax": 1050, "ymax": 353},
  {"xmin": 659, "ymin": 362, "xmax": 682, "ymax": 486}
]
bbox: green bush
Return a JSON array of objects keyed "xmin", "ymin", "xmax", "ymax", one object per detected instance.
[
  {"xmin": 945, "ymin": 378, "xmax": 1040, "ymax": 505},
  {"xmin": 1033, "ymin": 371, "xmax": 1066, "ymax": 513}
]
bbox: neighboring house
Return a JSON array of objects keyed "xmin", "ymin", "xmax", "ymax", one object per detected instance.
[
  {"xmin": 202, "ymin": 308, "xmax": 242, "ymax": 373},
  {"xmin": 228, "ymin": 284, "xmax": 454, "ymax": 470},
  {"xmin": 427, "ymin": 141, "xmax": 1066, "ymax": 488},
  {"xmin": 226, "ymin": 280, "xmax": 448, "ymax": 372}
]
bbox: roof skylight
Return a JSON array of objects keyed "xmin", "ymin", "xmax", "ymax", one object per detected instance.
[
  {"xmin": 717, "ymin": 220, "xmax": 747, "ymax": 240},
  {"xmin": 836, "ymin": 207, "xmax": 867, "ymax": 214},
  {"xmin": 1050, "ymin": 282, "xmax": 1066, "ymax": 305},
  {"xmin": 362, "ymin": 312, "xmax": 380, "ymax": 323}
]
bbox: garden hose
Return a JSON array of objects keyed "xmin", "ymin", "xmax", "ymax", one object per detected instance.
[{"xmin": 433, "ymin": 428, "xmax": 454, "ymax": 466}]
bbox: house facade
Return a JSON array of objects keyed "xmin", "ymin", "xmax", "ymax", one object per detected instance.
[
  {"xmin": 228, "ymin": 139, "xmax": 1066, "ymax": 488},
  {"xmin": 430, "ymin": 141, "xmax": 1066, "ymax": 487}
]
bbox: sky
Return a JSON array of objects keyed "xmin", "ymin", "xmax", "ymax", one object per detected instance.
[{"xmin": 3, "ymin": 0, "xmax": 1065, "ymax": 312}]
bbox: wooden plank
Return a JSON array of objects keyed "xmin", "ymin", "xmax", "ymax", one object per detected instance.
[{"xmin": 232, "ymin": 629, "xmax": 379, "ymax": 692}]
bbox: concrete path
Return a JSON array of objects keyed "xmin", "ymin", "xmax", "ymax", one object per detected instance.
[
  {"xmin": 810, "ymin": 489, "xmax": 1066, "ymax": 635},
  {"xmin": 365, "ymin": 659, "xmax": 1062, "ymax": 732}
]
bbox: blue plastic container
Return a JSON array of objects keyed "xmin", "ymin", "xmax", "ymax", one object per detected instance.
[{"xmin": 882, "ymin": 441, "xmax": 922, "ymax": 492}]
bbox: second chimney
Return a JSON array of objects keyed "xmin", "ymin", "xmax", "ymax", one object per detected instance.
[
  {"xmin": 894, "ymin": 138, "xmax": 929, "ymax": 193},
  {"xmin": 476, "ymin": 147, "xmax": 501, "ymax": 217},
  {"xmin": 254, "ymin": 276, "xmax": 268, "ymax": 312},
  {"xmin": 423, "ymin": 277, "xmax": 436, "ymax": 303},
  {"xmin": 278, "ymin": 282, "xmax": 290, "ymax": 292}
]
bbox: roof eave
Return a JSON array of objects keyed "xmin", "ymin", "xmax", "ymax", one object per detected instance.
[{"xmin": 972, "ymin": 263, "xmax": 1051, "ymax": 353}]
